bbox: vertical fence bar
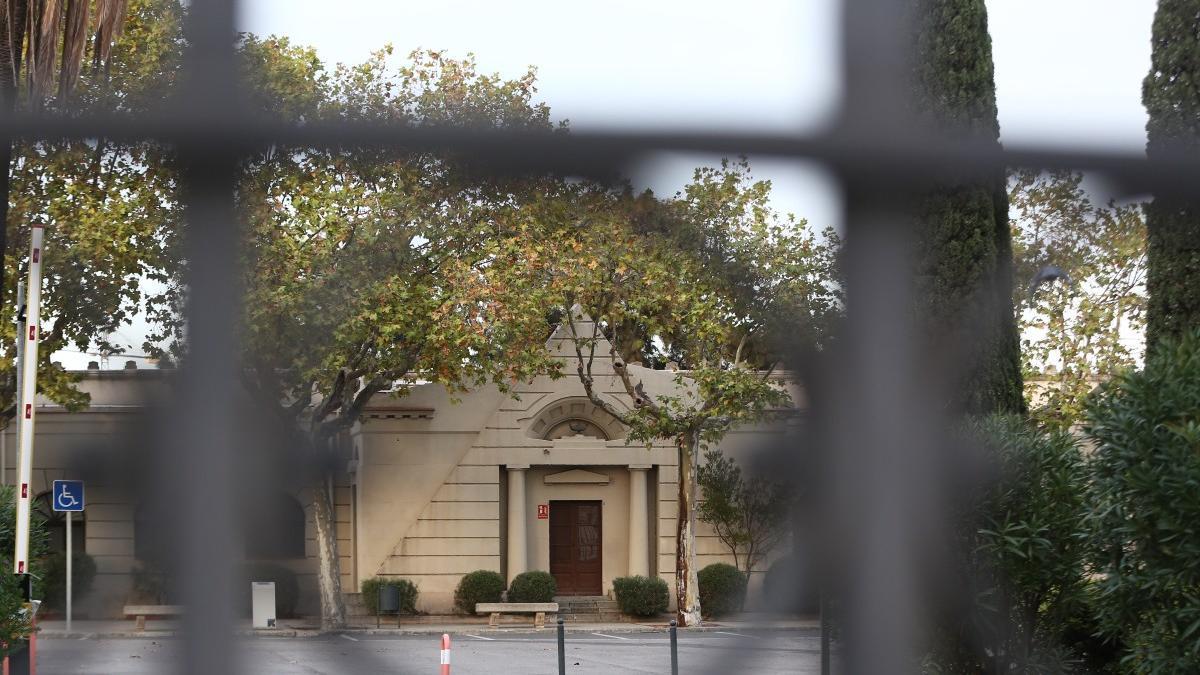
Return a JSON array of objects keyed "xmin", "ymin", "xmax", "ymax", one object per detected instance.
[
  {"xmin": 557, "ymin": 617, "xmax": 566, "ymax": 675},
  {"xmin": 172, "ymin": 0, "xmax": 241, "ymax": 670},
  {"xmin": 830, "ymin": 1, "xmax": 933, "ymax": 672},
  {"xmin": 670, "ymin": 619, "xmax": 678, "ymax": 675}
]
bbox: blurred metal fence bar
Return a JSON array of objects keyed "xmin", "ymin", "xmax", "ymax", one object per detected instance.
[
  {"xmin": 834, "ymin": 3, "xmax": 929, "ymax": 672},
  {"xmin": 0, "ymin": 117, "xmax": 1188, "ymax": 196},
  {"xmin": 170, "ymin": 0, "xmax": 241, "ymax": 672}
]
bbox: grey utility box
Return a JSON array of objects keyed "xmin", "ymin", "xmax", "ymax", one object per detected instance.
[{"xmin": 251, "ymin": 581, "xmax": 277, "ymax": 629}]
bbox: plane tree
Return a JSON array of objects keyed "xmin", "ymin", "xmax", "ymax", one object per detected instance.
[
  {"xmin": 0, "ymin": 0, "xmax": 185, "ymax": 418},
  {"xmin": 235, "ymin": 41, "xmax": 569, "ymax": 628},
  {"xmin": 552, "ymin": 160, "xmax": 841, "ymax": 625}
]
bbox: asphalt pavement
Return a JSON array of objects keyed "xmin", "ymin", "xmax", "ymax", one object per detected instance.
[{"xmin": 38, "ymin": 627, "xmax": 825, "ymax": 674}]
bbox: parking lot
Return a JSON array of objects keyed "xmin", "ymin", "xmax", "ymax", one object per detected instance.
[{"xmin": 39, "ymin": 628, "xmax": 824, "ymax": 674}]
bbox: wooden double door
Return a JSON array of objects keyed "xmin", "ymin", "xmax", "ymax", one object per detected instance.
[{"xmin": 549, "ymin": 500, "xmax": 603, "ymax": 595}]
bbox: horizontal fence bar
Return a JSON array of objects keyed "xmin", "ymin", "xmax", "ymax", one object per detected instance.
[{"xmin": 0, "ymin": 114, "xmax": 1186, "ymax": 196}]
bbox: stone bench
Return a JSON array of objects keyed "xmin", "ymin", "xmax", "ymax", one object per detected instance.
[
  {"xmin": 475, "ymin": 602, "xmax": 558, "ymax": 628},
  {"xmin": 123, "ymin": 605, "xmax": 185, "ymax": 631}
]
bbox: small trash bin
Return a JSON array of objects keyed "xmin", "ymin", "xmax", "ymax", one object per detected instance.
[
  {"xmin": 376, "ymin": 584, "xmax": 401, "ymax": 627},
  {"xmin": 378, "ymin": 584, "xmax": 400, "ymax": 614}
]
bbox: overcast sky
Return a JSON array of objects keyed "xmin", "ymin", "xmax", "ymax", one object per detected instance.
[
  {"xmin": 238, "ymin": 0, "xmax": 1155, "ymax": 225},
  {"xmin": 59, "ymin": 1, "xmax": 1159, "ymax": 367}
]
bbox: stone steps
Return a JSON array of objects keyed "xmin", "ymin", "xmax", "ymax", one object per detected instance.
[{"xmin": 554, "ymin": 596, "xmax": 626, "ymax": 623}]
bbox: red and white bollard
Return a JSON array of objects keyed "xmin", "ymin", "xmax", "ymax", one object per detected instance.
[{"xmin": 440, "ymin": 633, "xmax": 451, "ymax": 674}]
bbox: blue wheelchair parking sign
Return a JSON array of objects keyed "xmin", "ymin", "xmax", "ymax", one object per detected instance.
[{"xmin": 52, "ymin": 480, "xmax": 84, "ymax": 512}]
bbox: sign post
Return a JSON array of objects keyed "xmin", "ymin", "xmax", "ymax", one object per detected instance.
[{"xmin": 52, "ymin": 480, "xmax": 84, "ymax": 635}]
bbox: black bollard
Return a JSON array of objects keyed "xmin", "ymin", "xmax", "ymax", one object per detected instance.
[
  {"xmin": 669, "ymin": 620, "xmax": 678, "ymax": 675},
  {"xmin": 557, "ymin": 617, "xmax": 566, "ymax": 675}
]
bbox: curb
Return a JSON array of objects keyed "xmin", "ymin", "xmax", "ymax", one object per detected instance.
[
  {"xmin": 39, "ymin": 629, "xmax": 318, "ymax": 639},
  {"xmin": 37, "ymin": 621, "xmax": 819, "ymax": 640}
]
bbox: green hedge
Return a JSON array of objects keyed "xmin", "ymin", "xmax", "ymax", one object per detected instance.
[
  {"xmin": 698, "ymin": 563, "xmax": 747, "ymax": 618},
  {"xmin": 360, "ymin": 577, "xmax": 419, "ymax": 615},
  {"xmin": 454, "ymin": 570, "xmax": 505, "ymax": 614},
  {"xmin": 508, "ymin": 571, "xmax": 556, "ymax": 603},
  {"xmin": 239, "ymin": 562, "xmax": 300, "ymax": 618},
  {"xmin": 40, "ymin": 551, "xmax": 97, "ymax": 611},
  {"xmin": 612, "ymin": 576, "xmax": 669, "ymax": 617}
]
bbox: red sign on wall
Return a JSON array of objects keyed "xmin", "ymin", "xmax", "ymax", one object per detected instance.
[{"xmin": 537, "ymin": 504, "xmax": 549, "ymax": 520}]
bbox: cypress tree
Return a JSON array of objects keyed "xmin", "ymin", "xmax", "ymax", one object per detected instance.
[
  {"xmin": 911, "ymin": 0, "xmax": 1025, "ymax": 415},
  {"xmin": 1143, "ymin": 0, "xmax": 1200, "ymax": 348}
]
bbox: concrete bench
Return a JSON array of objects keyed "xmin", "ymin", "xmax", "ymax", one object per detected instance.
[
  {"xmin": 123, "ymin": 605, "xmax": 184, "ymax": 631},
  {"xmin": 475, "ymin": 602, "xmax": 558, "ymax": 628}
]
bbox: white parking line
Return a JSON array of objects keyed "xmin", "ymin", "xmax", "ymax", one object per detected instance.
[
  {"xmin": 338, "ymin": 634, "xmax": 359, "ymax": 641},
  {"xmin": 463, "ymin": 633, "xmax": 495, "ymax": 641},
  {"xmin": 714, "ymin": 630, "xmax": 760, "ymax": 639},
  {"xmin": 591, "ymin": 632, "xmax": 632, "ymax": 641}
]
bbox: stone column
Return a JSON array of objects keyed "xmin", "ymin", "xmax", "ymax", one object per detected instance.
[
  {"xmin": 627, "ymin": 465, "xmax": 651, "ymax": 577},
  {"xmin": 506, "ymin": 465, "xmax": 529, "ymax": 583}
]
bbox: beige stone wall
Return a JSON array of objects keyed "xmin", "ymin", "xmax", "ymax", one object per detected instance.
[{"xmin": 1, "ymin": 410, "xmax": 143, "ymax": 617}]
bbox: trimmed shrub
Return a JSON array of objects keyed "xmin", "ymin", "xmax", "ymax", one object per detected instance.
[
  {"xmin": 239, "ymin": 562, "xmax": 300, "ymax": 618},
  {"xmin": 612, "ymin": 576, "xmax": 669, "ymax": 617},
  {"xmin": 130, "ymin": 562, "xmax": 170, "ymax": 605},
  {"xmin": 454, "ymin": 570, "xmax": 505, "ymax": 614},
  {"xmin": 763, "ymin": 555, "xmax": 818, "ymax": 614},
  {"xmin": 360, "ymin": 577, "xmax": 419, "ymax": 615},
  {"xmin": 40, "ymin": 551, "xmax": 97, "ymax": 611},
  {"xmin": 508, "ymin": 571, "xmax": 556, "ymax": 603},
  {"xmin": 698, "ymin": 563, "xmax": 747, "ymax": 618}
]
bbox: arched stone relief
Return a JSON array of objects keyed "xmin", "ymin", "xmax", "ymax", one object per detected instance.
[{"xmin": 526, "ymin": 396, "xmax": 626, "ymax": 441}]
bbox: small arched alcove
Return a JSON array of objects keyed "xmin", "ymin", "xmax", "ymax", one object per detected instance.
[{"xmin": 526, "ymin": 396, "xmax": 626, "ymax": 441}]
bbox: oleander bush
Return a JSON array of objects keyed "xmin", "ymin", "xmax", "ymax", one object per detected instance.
[
  {"xmin": 508, "ymin": 571, "xmax": 556, "ymax": 603},
  {"xmin": 360, "ymin": 577, "xmax": 419, "ymax": 615},
  {"xmin": 698, "ymin": 563, "xmax": 747, "ymax": 618},
  {"xmin": 1086, "ymin": 331, "xmax": 1200, "ymax": 672},
  {"xmin": 612, "ymin": 576, "xmax": 669, "ymax": 617},
  {"xmin": 454, "ymin": 570, "xmax": 505, "ymax": 614}
]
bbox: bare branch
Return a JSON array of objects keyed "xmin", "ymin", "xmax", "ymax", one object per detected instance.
[{"xmin": 565, "ymin": 307, "xmax": 634, "ymax": 425}]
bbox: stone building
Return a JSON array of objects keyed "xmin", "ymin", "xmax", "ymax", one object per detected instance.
[{"xmin": 8, "ymin": 322, "xmax": 799, "ymax": 617}]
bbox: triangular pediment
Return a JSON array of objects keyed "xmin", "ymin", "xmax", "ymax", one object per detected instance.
[{"xmin": 543, "ymin": 468, "xmax": 611, "ymax": 485}]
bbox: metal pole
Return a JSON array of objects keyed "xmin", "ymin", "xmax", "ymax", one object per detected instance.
[
  {"xmin": 557, "ymin": 617, "xmax": 565, "ymax": 675},
  {"xmin": 5, "ymin": 279, "xmax": 24, "ymax": 488},
  {"xmin": 669, "ymin": 619, "xmax": 678, "ymax": 675},
  {"xmin": 13, "ymin": 227, "xmax": 43, "ymax": 575},
  {"xmin": 66, "ymin": 511, "xmax": 72, "ymax": 636},
  {"xmin": 820, "ymin": 592, "xmax": 830, "ymax": 675}
]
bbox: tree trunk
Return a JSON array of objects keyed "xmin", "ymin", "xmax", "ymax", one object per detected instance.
[
  {"xmin": 311, "ymin": 476, "xmax": 347, "ymax": 630},
  {"xmin": 676, "ymin": 430, "xmax": 701, "ymax": 627},
  {"xmin": 0, "ymin": 140, "xmax": 10, "ymax": 329}
]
